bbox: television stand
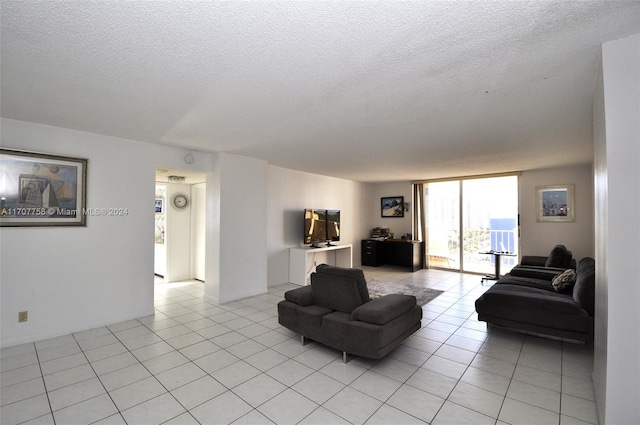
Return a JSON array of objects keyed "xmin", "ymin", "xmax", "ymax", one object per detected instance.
[{"xmin": 289, "ymin": 244, "xmax": 353, "ymax": 285}]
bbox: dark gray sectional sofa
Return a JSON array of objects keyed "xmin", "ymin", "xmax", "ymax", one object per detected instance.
[
  {"xmin": 475, "ymin": 256, "xmax": 595, "ymax": 342},
  {"xmin": 278, "ymin": 264, "xmax": 423, "ymax": 361}
]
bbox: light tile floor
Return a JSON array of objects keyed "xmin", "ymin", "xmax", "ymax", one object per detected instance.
[{"xmin": 1, "ymin": 266, "xmax": 597, "ymax": 425}]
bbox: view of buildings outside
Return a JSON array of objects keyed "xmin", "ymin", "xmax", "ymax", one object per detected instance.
[{"xmin": 425, "ymin": 176, "xmax": 519, "ymax": 275}]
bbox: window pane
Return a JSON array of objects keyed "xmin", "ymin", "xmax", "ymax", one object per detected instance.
[
  {"xmin": 462, "ymin": 176, "xmax": 518, "ymax": 275},
  {"xmin": 425, "ymin": 181, "xmax": 460, "ymax": 270}
]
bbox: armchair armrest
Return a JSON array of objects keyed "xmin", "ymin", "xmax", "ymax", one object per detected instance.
[
  {"xmin": 284, "ymin": 285, "xmax": 315, "ymax": 306},
  {"xmin": 350, "ymin": 294, "xmax": 416, "ymax": 325}
]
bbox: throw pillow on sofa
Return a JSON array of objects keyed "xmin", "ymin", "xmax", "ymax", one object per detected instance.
[{"xmin": 552, "ymin": 269, "xmax": 576, "ymax": 293}]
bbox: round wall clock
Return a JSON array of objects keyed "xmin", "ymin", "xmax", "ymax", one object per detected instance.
[{"xmin": 172, "ymin": 193, "xmax": 189, "ymax": 209}]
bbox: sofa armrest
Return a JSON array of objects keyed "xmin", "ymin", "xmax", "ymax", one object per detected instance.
[
  {"xmin": 284, "ymin": 285, "xmax": 315, "ymax": 306},
  {"xmin": 350, "ymin": 294, "xmax": 416, "ymax": 325},
  {"xmin": 520, "ymin": 256, "xmax": 548, "ymax": 267}
]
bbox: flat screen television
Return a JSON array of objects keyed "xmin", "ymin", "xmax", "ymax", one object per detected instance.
[
  {"xmin": 304, "ymin": 209, "xmax": 327, "ymax": 247},
  {"xmin": 326, "ymin": 209, "xmax": 340, "ymax": 243},
  {"xmin": 304, "ymin": 209, "xmax": 340, "ymax": 247}
]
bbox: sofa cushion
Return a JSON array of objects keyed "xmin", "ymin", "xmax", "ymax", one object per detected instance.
[
  {"xmin": 573, "ymin": 257, "xmax": 595, "ymax": 316},
  {"xmin": 509, "ymin": 266, "xmax": 565, "ymax": 281},
  {"xmin": 315, "ymin": 264, "xmax": 370, "ymax": 303},
  {"xmin": 545, "ymin": 245, "xmax": 572, "ymax": 268},
  {"xmin": 475, "ymin": 284, "xmax": 592, "ymax": 335},
  {"xmin": 478, "ymin": 284, "xmax": 584, "ymax": 315},
  {"xmin": 495, "ymin": 275, "xmax": 555, "ymax": 292},
  {"xmin": 311, "ymin": 272, "xmax": 364, "ymax": 313},
  {"xmin": 350, "ymin": 294, "xmax": 417, "ymax": 325},
  {"xmin": 551, "ymin": 269, "xmax": 576, "ymax": 293}
]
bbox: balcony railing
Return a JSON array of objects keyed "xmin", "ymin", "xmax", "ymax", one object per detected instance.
[{"xmin": 428, "ymin": 228, "xmax": 518, "ymax": 274}]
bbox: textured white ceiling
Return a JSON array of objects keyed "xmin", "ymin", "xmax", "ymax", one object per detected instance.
[{"xmin": 2, "ymin": 1, "xmax": 639, "ymax": 182}]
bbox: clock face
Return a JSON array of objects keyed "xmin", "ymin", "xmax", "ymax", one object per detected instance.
[{"xmin": 173, "ymin": 194, "xmax": 189, "ymax": 209}]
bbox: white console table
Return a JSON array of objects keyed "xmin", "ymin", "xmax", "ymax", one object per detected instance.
[{"xmin": 289, "ymin": 244, "xmax": 353, "ymax": 285}]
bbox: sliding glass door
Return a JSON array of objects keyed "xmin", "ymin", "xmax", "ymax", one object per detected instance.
[
  {"xmin": 424, "ymin": 175, "xmax": 518, "ymax": 275},
  {"xmin": 425, "ymin": 181, "xmax": 460, "ymax": 269}
]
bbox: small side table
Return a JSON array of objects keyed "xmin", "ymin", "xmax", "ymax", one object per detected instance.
[{"xmin": 479, "ymin": 251, "xmax": 517, "ymax": 283}]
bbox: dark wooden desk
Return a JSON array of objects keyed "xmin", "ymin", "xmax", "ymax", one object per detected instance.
[{"xmin": 362, "ymin": 239, "xmax": 423, "ymax": 271}]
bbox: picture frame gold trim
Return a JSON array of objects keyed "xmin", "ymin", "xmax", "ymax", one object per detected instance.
[
  {"xmin": 536, "ymin": 184, "xmax": 574, "ymax": 222},
  {"xmin": 0, "ymin": 148, "xmax": 88, "ymax": 227}
]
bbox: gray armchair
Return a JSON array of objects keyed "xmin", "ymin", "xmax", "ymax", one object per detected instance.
[{"xmin": 277, "ymin": 264, "xmax": 422, "ymax": 362}]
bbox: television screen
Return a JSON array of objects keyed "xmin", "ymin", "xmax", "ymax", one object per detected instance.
[
  {"xmin": 326, "ymin": 209, "xmax": 340, "ymax": 242},
  {"xmin": 304, "ymin": 209, "xmax": 327, "ymax": 246}
]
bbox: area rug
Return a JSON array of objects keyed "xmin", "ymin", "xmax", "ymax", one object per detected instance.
[{"xmin": 366, "ymin": 279, "xmax": 443, "ymax": 306}]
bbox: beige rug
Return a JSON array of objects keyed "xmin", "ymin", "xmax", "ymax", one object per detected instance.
[{"xmin": 366, "ymin": 279, "xmax": 443, "ymax": 306}]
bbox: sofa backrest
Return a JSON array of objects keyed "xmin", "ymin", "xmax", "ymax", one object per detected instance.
[
  {"xmin": 545, "ymin": 245, "xmax": 574, "ymax": 269},
  {"xmin": 315, "ymin": 264, "xmax": 370, "ymax": 303},
  {"xmin": 573, "ymin": 257, "xmax": 595, "ymax": 316}
]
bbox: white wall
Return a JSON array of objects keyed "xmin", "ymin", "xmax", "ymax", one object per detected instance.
[
  {"xmin": 594, "ymin": 33, "xmax": 640, "ymax": 424},
  {"xmin": 0, "ymin": 118, "xmax": 214, "ymax": 347},
  {"xmin": 519, "ymin": 165, "xmax": 595, "ymax": 261},
  {"xmin": 266, "ymin": 166, "xmax": 372, "ymax": 286},
  {"xmin": 205, "ymin": 153, "xmax": 268, "ymax": 302},
  {"xmin": 370, "ymin": 182, "xmax": 414, "ymax": 238}
]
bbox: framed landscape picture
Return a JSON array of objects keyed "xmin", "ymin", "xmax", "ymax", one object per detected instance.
[
  {"xmin": 536, "ymin": 184, "xmax": 574, "ymax": 222},
  {"xmin": 381, "ymin": 196, "xmax": 404, "ymax": 217},
  {"xmin": 0, "ymin": 149, "xmax": 88, "ymax": 226}
]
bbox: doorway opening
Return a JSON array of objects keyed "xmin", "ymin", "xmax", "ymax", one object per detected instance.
[{"xmin": 154, "ymin": 168, "xmax": 207, "ymax": 284}]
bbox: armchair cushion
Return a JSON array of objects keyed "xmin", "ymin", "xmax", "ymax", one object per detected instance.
[
  {"xmin": 316, "ymin": 264, "xmax": 370, "ymax": 303},
  {"xmin": 351, "ymin": 294, "xmax": 417, "ymax": 325},
  {"xmin": 311, "ymin": 272, "xmax": 364, "ymax": 313}
]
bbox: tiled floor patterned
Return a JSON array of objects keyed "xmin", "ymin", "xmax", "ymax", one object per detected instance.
[{"xmin": 1, "ymin": 266, "xmax": 597, "ymax": 425}]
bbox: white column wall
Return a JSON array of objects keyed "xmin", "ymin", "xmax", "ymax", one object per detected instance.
[
  {"xmin": 594, "ymin": 32, "xmax": 640, "ymax": 424},
  {"xmin": 204, "ymin": 153, "xmax": 268, "ymax": 303}
]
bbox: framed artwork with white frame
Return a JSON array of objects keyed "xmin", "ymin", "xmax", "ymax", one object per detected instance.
[{"xmin": 536, "ymin": 184, "xmax": 575, "ymax": 222}]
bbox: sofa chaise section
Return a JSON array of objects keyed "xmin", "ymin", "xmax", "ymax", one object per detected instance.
[{"xmin": 475, "ymin": 257, "xmax": 595, "ymax": 342}]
